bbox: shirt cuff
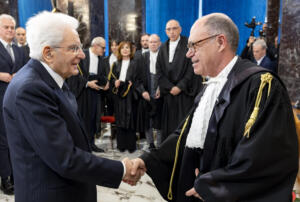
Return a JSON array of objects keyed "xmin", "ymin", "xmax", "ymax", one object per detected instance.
[{"xmin": 121, "ymin": 161, "xmax": 126, "ymax": 178}]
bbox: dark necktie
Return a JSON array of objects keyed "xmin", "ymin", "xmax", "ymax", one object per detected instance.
[{"xmin": 62, "ymin": 82, "xmax": 78, "ymax": 113}]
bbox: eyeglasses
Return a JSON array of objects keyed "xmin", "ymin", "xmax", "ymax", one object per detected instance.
[
  {"xmin": 53, "ymin": 44, "xmax": 83, "ymax": 54},
  {"xmin": 95, "ymin": 44, "xmax": 106, "ymax": 49},
  {"xmin": 187, "ymin": 34, "xmax": 219, "ymax": 52},
  {"xmin": 166, "ymin": 27, "xmax": 179, "ymax": 32}
]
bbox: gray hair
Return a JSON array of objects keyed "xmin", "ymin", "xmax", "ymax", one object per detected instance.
[
  {"xmin": 26, "ymin": 11, "xmax": 79, "ymax": 60},
  {"xmin": 91, "ymin": 37, "xmax": 105, "ymax": 46},
  {"xmin": 0, "ymin": 14, "xmax": 16, "ymax": 26},
  {"xmin": 253, "ymin": 39, "xmax": 267, "ymax": 49},
  {"xmin": 204, "ymin": 13, "xmax": 239, "ymax": 52}
]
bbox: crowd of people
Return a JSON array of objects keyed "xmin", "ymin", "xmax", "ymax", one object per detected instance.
[{"xmin": 0, "ymin": 10, "xmax": 298, "ymax": 202}]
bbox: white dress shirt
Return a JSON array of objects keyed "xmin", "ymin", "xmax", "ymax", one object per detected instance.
[
  {"xmin": 142, "ymin": 48, "xmax": 149, "ymax": 54},
  {"xmin": 109, "ymin": 54, "xmax": 117, "ymax": 67},
  {"xmin": 169, "ymin": 36, "xmax": 180, "ymax": 63},
  {"xmin": 89, "ymin": 48, "xmax": 99, "ymax": 74},
  {"xmin": 256, "ymin": 56, "xmax": 265, "ymax": 65},
  {"xmin": 119, "ymin": 59, "xmax": 130, "ymax": 82},
  {"xmin": 186, "ymin": 56, "xmax": 238, "ymax": 149},
  {"xmin": 149, "ymin": 51, "xmax": 158, "ymax": 74}
]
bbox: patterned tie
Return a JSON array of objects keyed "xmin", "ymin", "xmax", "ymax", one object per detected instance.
[
  {"xmin": 6, "ymin": 44, "xmax": 15, "ymax": 63},
  {"xmin": 62, "ymin": 82, "xmax": 78, "ymax": 113}
]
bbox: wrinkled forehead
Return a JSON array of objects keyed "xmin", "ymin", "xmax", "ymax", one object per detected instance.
[{"xmin": 189, "ymin": 20, "xmax": 207, "ymax": 41}]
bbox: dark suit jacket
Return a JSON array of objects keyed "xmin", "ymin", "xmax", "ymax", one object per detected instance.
[
  {"xmin": 3, "ymin": 59, "xmax": 123, "ymax": 202},
  {"xmin": 259, "ymin": 55, "xmax": 277, "ymax": 73}
]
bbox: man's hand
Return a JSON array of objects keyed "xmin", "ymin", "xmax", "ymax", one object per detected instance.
[
  {"xmin": 185, "ymin": 168, "xmax": 204, "ymax": 201},
  {"xmin": 0, "ymin": 72, "xmax": 12, "ymax": 83},
  {"xmin": 155, "ymin": 88, "xmax": 160, "ymax": 99},
  {"xmin": 115, "ymin": 80, "xmax": 121, "ymax": 88},
  {"xmin": 142, "ymin": 91, "xmax": 150, "ymax": 101},
  {"xmin": 87, "ymin": 80, "xmax": 101, "ymax": 90},
  {"xmin": 170, "ymin": 86, "xmax": 181, "ymax": 96},
  {"xmin": 103, "ymin": 82, "xmax": 109, "ymax": 91},
  {"xmin": 247, "ymin": 36, "xmax": 255, "ymax": 47},
  {"xmin": 122, "ymin": 158, "xmax": 146, "ymax": 186}
]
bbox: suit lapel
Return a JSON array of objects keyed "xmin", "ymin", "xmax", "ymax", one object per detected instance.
[{"xmin": 0, "ymin": 42, "xmax": 13, "ymax": 68}]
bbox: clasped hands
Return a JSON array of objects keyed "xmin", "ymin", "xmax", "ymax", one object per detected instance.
[{"xmin": 121, "ymin": 158, "xmax": 146, "ymax": 186}]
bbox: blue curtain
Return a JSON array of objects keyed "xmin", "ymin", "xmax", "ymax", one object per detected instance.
[
  {"xmin": 202, "ymin": 0, "xmax": 267, "ymax": 54},
  {"xmin": 18, "ymin": 0, "xmax": 52, "ymax": 28},
  {"xmin": 146, "ymin": 0, "xmax": 199, "ymax": 42}
]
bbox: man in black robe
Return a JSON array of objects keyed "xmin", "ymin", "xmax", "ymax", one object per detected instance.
[
  {"xmin": 129, "ymin": 13, "xmax": 298, "ymax": 202},
  {"xmin": 67, "ymin": 37, "xmax": 108, "ymax": 152},
  {"xmin": 157, "ymin": 19, "xmax": 201, "ymax": 142}
]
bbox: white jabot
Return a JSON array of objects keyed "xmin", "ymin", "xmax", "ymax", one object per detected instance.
[
  {"xmin": 40, "ymin": 61, "xmax": 64, "ymax": 88},
  {"xmin": 256, "ymin": 56, "xmax": 265, "ymax": 65},
  {"xmin": 186, "ymin": 56, "xmax": 238, "ymax": 149},
  {"xmin": 149, "ymin": 51, "xmax": 158, "ymax": 74},
  {"xmin": 169, "ymin": 36, "xmax": 180, "ymax": 63},
  {"xmin": 89, "ymin": 48, "xmax": 99, "ymax": 74},
  {"xmin": 109, "ymin": 54, "xmax": 117, "ymax": 67},
  {"xmin": 0, "ymin": 38, "xmax": 15, "ymax": 62},
  {"xmin": 119, "ymin": 60, "xmax": 130, "ymax": 82}
]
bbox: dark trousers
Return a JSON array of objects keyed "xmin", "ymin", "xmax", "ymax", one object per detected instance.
[
  {"xmin": 116, "ymin": 128, "xmax": 136, "ymax": 151},
  {"xmin": 0, "ymin": 94, "xmax": 12, "ymax": 178}
]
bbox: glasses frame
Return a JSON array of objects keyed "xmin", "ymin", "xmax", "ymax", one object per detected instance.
[
  {"xmin": 187, "ymin": 34, "xmax": 219, "ymax": 52},
  {"xmin": 53, "ymin": 44, "xmax": 83, "ymax": 54}
]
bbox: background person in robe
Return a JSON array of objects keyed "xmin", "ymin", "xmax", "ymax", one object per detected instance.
[
  {"xmin": 110, "ymin": 41, "xmax": 137, "ymax": 153},
  {"xmin": 156, "ymin": 19, "xmax": 200, "ymax": 142},
  {"xmin": 2, "ymin": 11, "xmax": 141, "ymax": 202},
  {"xmin": 67, "ymin": 37, "xmax": 108, "ymax": 152},
  {"xmin": 130, "ymin": 13, "xmax": 298, "ymax": 202},
  {"xmin": 136, "ymin": 34, "xmax": 162, "ymax": 150},
  {"xmin": 0, "ymin": 14, "xmax": 26, "ymax": 195}
]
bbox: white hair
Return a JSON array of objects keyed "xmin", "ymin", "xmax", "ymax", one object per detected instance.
[
  {"xmin": 26, "ymin": 11, "xmax": 79, "ymax": 60},
  {"xmin": 0, "ymin": 14, "xmax": 16, "ymax": 26},
  {"xmin": 91, "ymin": 37, "xmax": 105, "ymax": 46},
  {"xmin": 253, "ymin": 39, "xmax": 267, "ymax": 49}
]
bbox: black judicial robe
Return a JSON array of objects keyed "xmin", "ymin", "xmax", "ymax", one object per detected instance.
[
  {"xmin": 66, "ymin": 50, "xmax": 107, "ymax": 135},
  {"xmin": 110, "ymin": 60, "xmax": 137, "ymax": 130},
  {"xmin": 156, "ymin": 35, "xmax": 202, "ymax": 141},
  {"xmin": 135, "ymin": 51, "xmax": 162, "ymax": 132},
  {"xmin": 141, "ymin": 58, "xmax": 298, "ymax": 202}
]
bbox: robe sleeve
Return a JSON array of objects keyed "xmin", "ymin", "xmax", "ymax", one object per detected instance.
[
  {"xmin": 156, "ymin": 50, "xmax": 174, "ymax": 95},
  {"xmin": 176, "ymin": 59, "xmax": 194, "ymax": 92},
  {"xmin": 194, "ymin": 76, "xmax": 298, "ymax": 202}
]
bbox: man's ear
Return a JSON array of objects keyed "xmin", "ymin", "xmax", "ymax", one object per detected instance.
[
  {"xmin": 217, "ymin": 35, "xmax": 226, "ymax": 52},
  {"xmin": 42, "ymin": 46, "xmax": 53, "ymax": 63}
]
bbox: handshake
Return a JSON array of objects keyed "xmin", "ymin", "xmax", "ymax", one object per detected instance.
[{"xmin": 121, "ymin": 158, "xmax": 146, "ymax": 186}]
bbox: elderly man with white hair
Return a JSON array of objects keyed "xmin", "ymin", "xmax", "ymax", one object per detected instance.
[
  {"xmin": 252, "ymin": 38, "xmax": 277, "ymax": 73},
  {"xmin": 0, "ymin": 14, "xmax": 26, "ymax": 195},
  {"xmin": 2, "ymin": 11, "xmax": 142, "ymax": 202}
]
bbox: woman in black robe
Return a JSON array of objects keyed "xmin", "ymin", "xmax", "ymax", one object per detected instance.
[{"xmin": 109, "ymin": 41, "xmax": 137, "ymax": 152}]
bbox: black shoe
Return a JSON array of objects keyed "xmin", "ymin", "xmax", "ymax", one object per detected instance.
[
  {"xmin": 91, "ymin": 144, "xmax": 105, "ymax": 153},
  {"xmin": 1, "ymin": 177, "xmax": 14, "ymax": 195}
]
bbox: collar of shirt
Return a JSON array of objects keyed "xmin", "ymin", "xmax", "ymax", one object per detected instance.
[
  {"xmin": 0, "ymin": 38, "xmax": 13, "ymax": 48},
  {"xmin": 41, "ymin": 61, "xmax": 64, "ymax": 88},
  {"xmin": 204, "ymin": 56, "xmax": 238, "ymax": 85},
  {"xmin": 142, "ymin": 48, "xmax": 149, "ymax": 54},
  {"xmin": 186, "ymin": 56, "xmax": 238, "ymax": 149},
  {"xmin": 169, "ymin": 36, "xmax": 180, "ymax": 47},
  {"xmin": 256, "ymin": 56, "xmax": 265, "ymax": 65},
  {"xmin": 17, "ymin": 42, "xmax": 27, "ymax": 47}
]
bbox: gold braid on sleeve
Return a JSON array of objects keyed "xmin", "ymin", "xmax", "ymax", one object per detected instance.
[
  {"xmin": 167, "ymin": 116, "xmax": 190, "ymax": 200},
  {"xmin": 243, "ymin": 73, "xmax": 273, "ymax": 138}
]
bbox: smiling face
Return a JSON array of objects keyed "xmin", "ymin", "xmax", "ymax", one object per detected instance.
[
  {"xmin": 46, "ymin": 27, "xmax": 85, "ymax": 79},
  {"xmin": 120, "ymin": 43, "xmax": 131, "ymax": 58},
  {"xmin": 186, "ymin": 20, "xmax": 220, "ymax": 76}
]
